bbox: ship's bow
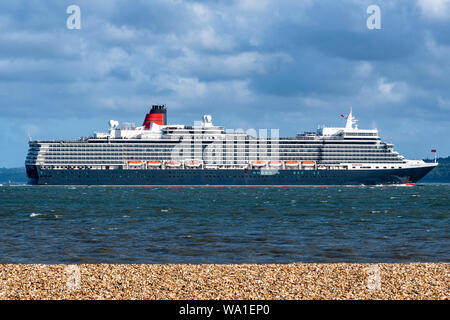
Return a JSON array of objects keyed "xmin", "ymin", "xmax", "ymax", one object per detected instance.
[{"xmin": 409, "ymin": 162, "xmax": 438, "ymax": 183}]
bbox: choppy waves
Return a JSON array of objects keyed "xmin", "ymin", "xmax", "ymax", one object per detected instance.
[{"xmin": 0, "ymin": 184, "xmax": 448, "ymax": 263}]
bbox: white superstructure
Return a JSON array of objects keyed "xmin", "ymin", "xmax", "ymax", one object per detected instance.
[{"xmin": 26, "ymin": 109, "xmax": 436, "ymax": 172}]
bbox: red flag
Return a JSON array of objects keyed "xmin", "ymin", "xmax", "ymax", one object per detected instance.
[{"xmin": 431, "ymin": 149, "xmax": 436, "ymax": 153}]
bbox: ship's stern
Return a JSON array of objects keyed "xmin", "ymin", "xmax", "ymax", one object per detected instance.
[
  {"xmin": 25, "ymin": 141, "xmax": 40, "ymax": 185},
  {"xmin": 26, "ymin": 165, "xmax": 39, "ymax": 185}
]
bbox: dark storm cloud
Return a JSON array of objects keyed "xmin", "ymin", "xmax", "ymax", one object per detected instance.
[{"xmin": 0, "ymin": 0, "xmax": 449, "ymax": 166}]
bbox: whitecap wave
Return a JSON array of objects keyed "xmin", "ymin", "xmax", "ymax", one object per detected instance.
[{"xmin": 29, "ymin": 213, "xmax": 44, "ymax": 217}]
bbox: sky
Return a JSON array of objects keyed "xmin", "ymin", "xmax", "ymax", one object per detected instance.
[{"xmin": 1, "ymin": 0, "xmax": 450, "ymax": 167}]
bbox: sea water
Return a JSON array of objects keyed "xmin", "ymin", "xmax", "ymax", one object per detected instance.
[{"xmin": 0, "ymin": 184, "xmax": 448, "ymax": 263}]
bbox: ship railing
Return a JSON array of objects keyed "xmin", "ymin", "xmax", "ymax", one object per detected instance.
[
  {"xmin": 118, "ymin": 162, "xmax": 351, "ymax": 171},
  {"xmin": 35, "ymin": 162, "xmax": 350, "ymax": 171}
]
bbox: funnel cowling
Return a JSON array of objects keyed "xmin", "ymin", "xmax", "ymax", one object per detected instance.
[{"xmin": 143, "ymin": 105, "xmax": 167, "ymax": 129}]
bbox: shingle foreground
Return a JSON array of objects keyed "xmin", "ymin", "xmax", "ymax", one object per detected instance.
[{"xmin": 0, "ymin": 263, "xmax": 447, "ymax": 300}]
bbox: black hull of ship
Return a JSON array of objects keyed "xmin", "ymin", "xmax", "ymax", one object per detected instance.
[{"xmin": 26, "ymin": 165, "xmax": 436, "ymax": 186}]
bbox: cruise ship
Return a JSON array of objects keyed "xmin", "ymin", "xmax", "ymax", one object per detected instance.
[{"xmin": 25, "ymin": 105, "xmax": 437, "ymax": 186}]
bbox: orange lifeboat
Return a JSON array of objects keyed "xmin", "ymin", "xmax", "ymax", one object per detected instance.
[
  {"xmin": 185, "ymin": 160, "xmax": 202, "ymax": 167},
  {"xmin": 147, "ymin": 161, "xmax": 162, "ymax": 167},
  {"xmin": 285, "ymin": 161, "xmax": 299, "ymax": 167},
  {"xmin": 128, "ymin": 161, "xmax": 142, "ymax": 166},
  {"xmin": 301, "ymin": 161, "xmax": 316, "ymax": 166},
  {"xmin": 268, "ymin": 161, "xmax": 282, "ymax": 167},
  {"xmin": 165, "ymin": 160, "xmax": 181, "ymax": 168},
  {"xmin": 252, "ymin": 161, "xmax": 266, "ymax": 167}
]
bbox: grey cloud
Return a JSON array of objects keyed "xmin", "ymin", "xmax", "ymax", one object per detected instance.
[{"xmin": 0, "ymin": 0, "xmax": 449, "ymax": 166}]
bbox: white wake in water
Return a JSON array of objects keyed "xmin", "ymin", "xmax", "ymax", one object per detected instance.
[{"xmin": 29, "ymin": 213, "xmax": 44, "ymax": 217}]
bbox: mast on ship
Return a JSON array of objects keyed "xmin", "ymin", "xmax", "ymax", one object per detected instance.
[{"xmin": 345, "ymin": 108, "xmax": 358, "ymax": 129}]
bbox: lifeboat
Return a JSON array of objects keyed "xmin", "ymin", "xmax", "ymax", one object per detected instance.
[
  {"xmin": 285, "ymin": 161, "xmax": 299, "ymax": 167},
  {"xmin": 251, "ymin": 161, "xmax": 266, "ymax": 167},
  {"xmin": 318, "ymin": 165, "xmax": 327, "ymax": 170},
  {"xmin": 128, "ymin": 161, "xmax": 143, "ymax": 166},
  {"xmin": 301, "ymin": 161, "xmax": 316, "ymax": 166},
  {"xmin": 185, "ymin": 160, "xmax": 203, "ymax": 167},
  {"xmin": 147, "ymin": 161, "xmax": 162, "ymax": 167},
  {"xmin": 268, "ymin": 161, "xmax": 282, "ymax": 167},
  {"xmin": 165, "ymin": 160, "xmax": 181, "ymax": 168}
]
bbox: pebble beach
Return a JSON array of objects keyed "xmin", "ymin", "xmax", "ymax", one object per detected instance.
[{"xmin": 0, "ymin": 263, "xmax": 447, "ymax": 300}]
